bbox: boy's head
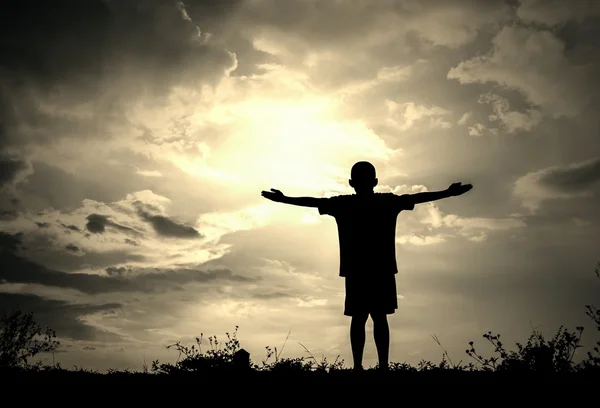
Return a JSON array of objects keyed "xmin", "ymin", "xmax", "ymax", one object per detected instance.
[{"xmin": 349, "ymin": 161, "xmax": 378, "ymax": 193}]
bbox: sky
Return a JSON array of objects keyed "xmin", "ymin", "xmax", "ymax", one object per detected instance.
[{"xmin": 1, "ymin": 0, "xmax": 599, "ymax": 371}]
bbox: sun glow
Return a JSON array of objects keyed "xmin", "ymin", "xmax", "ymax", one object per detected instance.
[
  {"xmin": 130, "ymin": 66, "xmax": 397, "ymax": 196},
  {"xmin": 199, "ymin": 96, "xmax": 394, "ymax": 194}
]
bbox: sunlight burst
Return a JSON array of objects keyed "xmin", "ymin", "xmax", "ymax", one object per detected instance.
[{"xmin": 203, "ymin": 97, "xmax": 394, "ymax": 193}]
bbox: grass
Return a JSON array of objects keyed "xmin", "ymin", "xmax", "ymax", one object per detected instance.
[
  {"xmin": 2, "ymin": 321, "xmax": 599, "ymax": 385},
  {"xmin": 2, "ymin": 263, "xmax": 600, "ymax": 384}
]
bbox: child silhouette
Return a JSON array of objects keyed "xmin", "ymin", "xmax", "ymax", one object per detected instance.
[{"xmin": 261, "ymin": 161, "xmax": 472, "ymax": 372}]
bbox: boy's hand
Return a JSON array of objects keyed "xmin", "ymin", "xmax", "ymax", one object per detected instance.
[
  {"xmin": 261, "ymin": 188, "xmax": 285, "ymax": 202},
  {"xmin": 447, "ymin": 182, "xmax": 472, "ymax": 196}
]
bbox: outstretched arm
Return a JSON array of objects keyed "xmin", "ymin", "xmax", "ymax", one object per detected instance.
[
  {"xmin": 409, "ymin": 182, "xmax": 473, "ymax": 204},
  {"xmin": 261, "ymin": 188, "xmax": 322, "ymax": 207}
]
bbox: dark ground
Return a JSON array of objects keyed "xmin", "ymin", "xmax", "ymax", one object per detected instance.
[{"xmin": 3, "ymin": 367, "xmax": 598, "ymax": 385}]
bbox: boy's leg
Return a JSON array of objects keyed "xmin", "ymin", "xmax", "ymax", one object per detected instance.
[
  {"xmin": 371, "ymin": 313, "xmax": 390, "ymax": 370},
  {"xmin": 350, "ymin": 313, "xmax": 369, "ymax": 370}
]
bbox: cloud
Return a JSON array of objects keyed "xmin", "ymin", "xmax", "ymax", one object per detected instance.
[
  {"xmin": 366, "ymin": 184, "xmax": 525, "ymax": 248},
  {"xmin": 105, "ymin": 266, "xmax": 128, "ymax": 278},
  {"xmin": 0, "ymin": 189, "xmax": 231, "ymax": 274},
  {"xmin": 15, "ymin": 161, "xmax": 138, "ymax": 213},
  {"xmin": 478, "ymin": 93, "xmax": 543, "ymax": 133},
  {"xmin": 0, "ymin": 231, "xmax": 256, "ymax": 295},
  {"xmin": 137, "ymin": 209, "xmax": 202, "ymax": 239},
  {"xmin": 0, "ymin": 230, "xmax": 22, "ymax": 253},
  {"xmin": 448, "ymin": 25, "xmax": 592, "ymax": 118},
  {"xmin": 398, "ymin": 194, "xmax": 526, "ymax": 242},
  {"xmin": 396, "ymin": 234, "xmax": 447, "ymax": 246},
  {"xmin": 0, "ymin": 0, "xmax": 237, "ymax": 149},
  {"xmin": 0, "ymin": 292, "xmax": 122, "ymax": 341},
  {"xmin": 442, "ymin": 215, "xmax": 526, "ymax": 231},
  {"xmin": 333, "ymin": 64, "xmax": 414, "ymax": 98},
  {"xmin": 0, "ymin": 156, "xmax": 26, "ymax": 186},
  {"xmin": 61, "ymin": 223, "xmax": 82, "ymax": 233},
  {"xmin": 386, "ymin": 101, "xmax": 452, "ymax": 131},
  {"xmin": 514, "ymin": 157, "xmax": 600, "ymax": 212},
  {"xmin": 457, "ymin": 112, "xmax": 472, "ymax": 125},
  {"xmin": 84, "ymin": 216, "xmax": 105, "ymax": 233},
  {"xmin": 65, "ymin": 243, "xmax": 83, "ymax": 254},
  {"xmin": 516, "ymin": 0, "xmax": 600, "ymax": 26},
  {"xmin": 538, "ymin": 157, "xmax": 600, "ymax": 192},
  {"xmin": 85, "ymin": 214, "xmax": 141, "ymax": 236},
  {"xmin": 468, "ymin": 123, "xmax": 488, "ymax": 137},
  {"xmin": 238, "ymin": 0, "xmax": 510, "ymax": 56},
  {"xmin": 124, "ymin": 239, "xmax": 139, "ymax": 246},
  {"xmin": 402, "ymin": 1, "xmax": 511, "ymax": 48},
  {"xmin": 135, "ymin": 169, "xmax": 163, "ymax": 178},
  {"xmin": 455, "ymin": 110, "xmax": 498, "ymax": 137},
  {"xmin": 252, "ymin": 291, "xmax": 292, "ymax": 300}
]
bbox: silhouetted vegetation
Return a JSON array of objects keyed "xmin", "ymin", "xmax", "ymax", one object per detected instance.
[
  {"xmin": 1, "ymin": 262, "xmax": 599, "ymax": 383},
  {"xmin": 0, "ymin": 308, "xmax": 59, "ymax": 368}
]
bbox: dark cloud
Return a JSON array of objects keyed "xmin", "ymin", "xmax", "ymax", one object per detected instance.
[
  {"xmin": 539, "ymin": 157, "xmax": 600, "ymax": 193},
  {"xmin": 0, "ymin": 231, "xmax": 22, "ymax": 253},
  {"xmin": 65, "ymin": 244, "xmax": 82, "ymax": 253},
  {"xmin": 18, "ymin": 162, "xmax": 139, "ymax": 213},
  {"xmin": 0, "ymin": 231, "xmax": 256, "ymax": 294},
  {"xmin": 82, "ymin": 346, "xmax": 96, "ymax": 351},
  {"xmin": 0, "ymin": 211, "xmax": 18, "ymax": 221},
  {"xmin": 218, "ymin": 0, "xmax": 510, "ymax": 61},
  {"xmin": 184, "ymin": 0, "xmax": 245, "ymax": 25},
  {"xmin": 0, "ymin": 292, "xmax": 122, "ymax": 341},
  {"xmin": 0, "ymin": 0, "xmax": 236, "ymax": 149},
  {"xmin": 85, "ymin": 214, "xmax": 141, "ymax": 236},
  {"xmin": 0, "ymin": 156, "xmax": 25, "ymax": 186},
  {"xmin": 61, "ymin": 223, "xmax": 82, "ymax": 233},
  {"xmin": 106, "ymin": 266, "xmax": 128, "ymax": 277},
  {"xmin": 136, "ymin": 267, "xmax": 257, "ymax": 286},
  {"xmin": 22, "ymin": 232, "xmax": 147, "ymax": 273},
  {"xmin": 137, "ymin": 209, "xmax": 202, "ymax": 239},
  {"xmin": 36, "ymin": 222, "xmax": 50, "ymax": 228},
  {"xmin": 86, "ymin": 214, "xmax": 110, "ymax": 234},
  {"xmin": 183, "ymin": 0, "xmax": 276, "ymax": 77},
  {"xmin": 253, "ymin": 292, "xmax": 291, "ymax": 300},
  {"xmin": 0, "ymin": 196, "xmax": 21, "ymax": 222},
  {"xmin": 14, "ymin": 158, "xmax": 228, "ymax": 216}
]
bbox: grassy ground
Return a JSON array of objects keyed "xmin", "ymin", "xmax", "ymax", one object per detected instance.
[
  {"xmin": 2, "ymin": 316, "xmax": 600, "ymax": 385},
  {"xmin": 2, "ymin": 365, "xmax": 598, "ymax": 385}
]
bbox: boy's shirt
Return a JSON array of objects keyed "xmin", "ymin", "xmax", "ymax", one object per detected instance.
[{"xmin": 317, "ymin": 192, "xmax": 415, "ymax": 278}]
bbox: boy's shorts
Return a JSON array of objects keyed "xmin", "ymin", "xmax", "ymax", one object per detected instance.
[{"xmin": 344, "ymin": 273, "xmax": 398, "ymax": 316}]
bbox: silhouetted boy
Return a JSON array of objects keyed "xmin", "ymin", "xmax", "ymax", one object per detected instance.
[{"xmin": 261, "ymin": 161, "xmax": 472, "ymax": 371}]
